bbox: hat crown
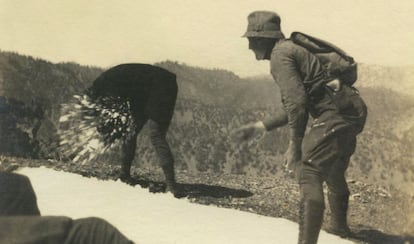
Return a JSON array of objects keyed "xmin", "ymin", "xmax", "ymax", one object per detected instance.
[{"xmin": 243, "ymin": 11, "xmax": 284, "ymax": 39}]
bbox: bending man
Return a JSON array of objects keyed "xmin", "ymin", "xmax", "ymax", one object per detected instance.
[{"xmin": 87, "ymin": 63, "xmax": 179, "ymax": 195}]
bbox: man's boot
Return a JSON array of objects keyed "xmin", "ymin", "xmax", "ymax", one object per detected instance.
[
  {"xmin": 160, "ymin": 162, "xmax": 180, "ymax": 197},
  {"xmin": 120, "ymin": 161, "xmax": 133, "ymax": 184},
  {"xmin": 327, "ymin": 192, "xmax": 351, "ymax": 237},
  {"xmin": 298, "ymin": 199, "xmax": 324, "ymax": 244},
  {"xmin": 120, "ymin": 130, "xmax": 138, "ymax": 184}
]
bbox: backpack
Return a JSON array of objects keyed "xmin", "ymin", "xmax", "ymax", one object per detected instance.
[{"xmin": 290, "ymin": 32, "xmax": 358, "ymax": 86}]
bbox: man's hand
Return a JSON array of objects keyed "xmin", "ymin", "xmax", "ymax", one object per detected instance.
[
  {"xmin": 231, "ymin": 121, "xmax": 266, "ymax": 142},
  {"xmin": 283, "ymin": 138, "xmax": 302, "ymax": 176}
]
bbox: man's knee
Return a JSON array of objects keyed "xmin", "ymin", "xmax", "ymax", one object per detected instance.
[
  {"xmin": 327, "ymin": 181, "xmax": 350, "ymax": 196},
  {"xmin": 299, "ymin": 165, "xmax": 325, "ymax": 205},
  {"xmin": 299, "ymin": 163, "xmax": 323, "ymax": 185},
  {"xmin": 148, "ymin": 120, "xmax": 167, "ymax": 141}
]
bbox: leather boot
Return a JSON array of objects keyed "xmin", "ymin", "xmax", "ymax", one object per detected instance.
[
  {"xmin": 327, "ymin": 192, "xmax": 351, "ymax": 237},
  {"xmin": 298, "ymin": 200, "xmax": 324, "ymax": 244},
  {"xmin": 160, "ymin": 162, "xmax": 177, "ymax": 193},
  {"xmin": 120, "ymin": 162, "xmax": 132, "ymax": 183},
  {"xmin": 120, "ymin": 120, "xmax": 145, "ymax": 184},
  {"xmin": 120, "ymin": 134, "xmax": 136, "ymax": 184},
  {"xmin": 120, "ymin": 145, "xmax": 134, "ymax": 183}
]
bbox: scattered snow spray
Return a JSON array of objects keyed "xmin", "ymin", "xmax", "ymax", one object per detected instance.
[{"xmin": 58, "ymin": 94, "xmax": 134, "ymax": 164}]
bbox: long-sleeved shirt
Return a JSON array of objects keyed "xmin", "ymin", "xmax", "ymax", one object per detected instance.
[{"xmin": 265, "ymin": 39, "xmax": 363, "ymax": 139}]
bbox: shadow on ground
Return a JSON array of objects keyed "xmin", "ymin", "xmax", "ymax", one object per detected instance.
[
  {"xmin": 343, "ymin": 228, "xmax": 414, "ymax": 244},
  {"xmin": 178, "ymin": 183, "xmax": 253, "ymax": 198},
  {"xmin": 121, "ymin": 176, "xmax": 253, "ymax": 198}
]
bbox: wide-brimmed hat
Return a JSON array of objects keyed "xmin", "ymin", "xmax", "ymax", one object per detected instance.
[{"xmin": 243, "ymin": 11, "xmax": 284, "ymax": 39}]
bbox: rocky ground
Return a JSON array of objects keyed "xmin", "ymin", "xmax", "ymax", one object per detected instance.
[{"xmin": 1, "ymin": 156, "xmax": 413, "ymax": 244}]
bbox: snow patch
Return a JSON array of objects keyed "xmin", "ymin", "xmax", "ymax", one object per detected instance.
[{"xmin": 17, "ymin": 167, "xmax": 354, "ymax": 244}]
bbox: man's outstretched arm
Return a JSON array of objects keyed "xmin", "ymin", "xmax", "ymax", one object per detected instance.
[
  {"xmin": 270, "ymin": 44, "xmax": 309, "ymax": 168},
  {"xmin": 231, "ymin": 107, "xmax": 288, "ymax": 141}
]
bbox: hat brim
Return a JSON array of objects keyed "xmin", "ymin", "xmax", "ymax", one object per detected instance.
[{"xmin": 242, "ymin": 31, "xmax": 284, "ymax": 39}]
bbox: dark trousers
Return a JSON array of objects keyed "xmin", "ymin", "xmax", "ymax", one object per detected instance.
[
  {"xmin": 299, "ymin": 127, "xmax": 357, "ymax": 204},
  {"xmin": 121, "ymin": 79, "xmax": 177, "ymax": 183},
  {"xmin": 300, "ymin": 83, "xmax": 365, "ymax": 211},
  {"xmin": 297, "ymin": 126, "xmax": 357, "ymax": 244}
]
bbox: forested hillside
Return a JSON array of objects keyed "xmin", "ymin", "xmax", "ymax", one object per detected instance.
[
  {"xmin": 0, "ymin": 51, "xmax": 102, "ymax": 157},
  {"xmin": 157, "ymin": 61, "xmax": 281, "ymax": 109},
  {"xmin": 357, "ymin": 63, "xmax": 414, "ymax": 96},
  {"xmin": 1, "ymin": 51, "xmax": 413, "ymax": 195}
]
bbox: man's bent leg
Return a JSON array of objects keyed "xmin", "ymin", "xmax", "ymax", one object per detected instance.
[
  {"xmin": 146, "ymin": 78, "xmax": 179, "ymax": 195},
  {"xmin": 120, "ymin": 120, "xmax": 146, "ymax": 183},
  {"xmin": 120, "ymin": 131, "xmax": 138, "ymax": 182},
  {"xmin": 326, "ymin": 134, "xmax": 356, "ymax": 237},
  {"xmin": 298, "ymin": 165, "xmax": 325, "ymax": 244},
  {"xmin": 298, "ymin": 125, "xmax": 347, "ymax": 244},
  {"xmin": 147, "ymin": 119, "xmax": 177, "ymax": 194},
  {"xmin": 326, "ymin": 161, "xmax": 351, "ymax": 237}
]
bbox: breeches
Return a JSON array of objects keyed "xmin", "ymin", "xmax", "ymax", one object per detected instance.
[
  {"xmin": 298, "ymin": 126, "xmax": 357, "ymax": 205},
  {"xmin": 122, "ymin": 81, "xmax": 177, "ymax": 169},
  {"xmin": 129, "ymin": 78, "xmax": 177, "ymax": 130}
]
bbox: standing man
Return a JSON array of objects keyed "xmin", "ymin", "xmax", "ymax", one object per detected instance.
[
  {"xmin": 86, "ymin": 63, "xmax": 179, "ymax": 196},
  {"xmin": 234, "ymin": 11, "xmax": 367, "ymax": 243}
]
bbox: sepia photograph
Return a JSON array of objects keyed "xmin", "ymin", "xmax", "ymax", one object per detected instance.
[{"xmin": 0, "ymin": 1, "xmax": 413, "ymax": 243}]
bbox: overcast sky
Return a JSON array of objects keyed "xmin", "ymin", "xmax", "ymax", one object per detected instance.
[{"xmin": 1, "ymin": 0, "xmax": 413, "ymax": 77}]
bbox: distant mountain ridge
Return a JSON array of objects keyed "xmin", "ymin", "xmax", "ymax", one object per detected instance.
[
  {"xmin": 156, "ymin": 60, "xmax": 281, "ymax": 109},
  {"xmin": 0, "ymin": 51, "xmax": 413, "ymax": 195},
  {"xmin": 357, "ymin": 63, "xmax": 414, "ymax": 96},
  {"xmin": 245, "ymin": 64, "xmax": 414, "ymax": 97}
]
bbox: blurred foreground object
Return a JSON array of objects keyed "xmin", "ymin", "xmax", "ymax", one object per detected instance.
[{"xmin": 0, "ymin": 171, "xmax": 134, "ymax": 243}]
